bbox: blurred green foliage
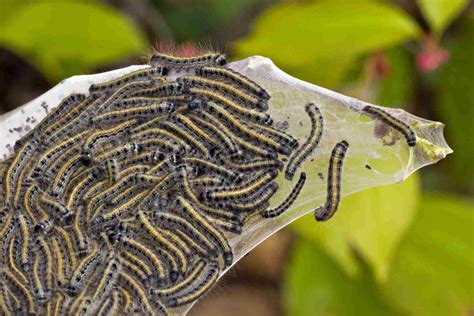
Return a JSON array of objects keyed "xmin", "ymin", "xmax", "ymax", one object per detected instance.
[
  {"xmin": 286, "ymin": 193, "xmax": 473, "ymax": 316},
  {"xmin": 0, "ymin": 0, "xmax": 472, "ymax": 315},
  {"xmin": 285, "ymin": 238, "xmax": 400, "ymax": 316},
  {"xmin": 377, "ymin": 47, "xmax": 416, "ymax": 109},
  {"xmin": 235, "ymin": 1, "xmax": 421, "ymax": 88},
  {"xmin": 433, "ymin": 18, "xmax": 474, "ymax": 194},
  {"xmin": 291, "ymin": 174, "xmax": 420, "ymax": 281},
  {"xmin": 152, "ymin": 0, "xmax": 255, "ymax": 43},
  {"xmin": 417, "ymin": 0, "xmax": 470, "ymax": 33},
  {"xmin": 385, "ymin": 193, "xmax": 474, "ymax": 316},
  {"xmin": 0, "ymin": 2, "xmax": 146, "ymax": 81}
]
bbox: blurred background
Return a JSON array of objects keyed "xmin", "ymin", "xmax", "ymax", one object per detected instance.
[{"xmin": 0, "ymin": 0, "xmax": 472, "ymax": 315}]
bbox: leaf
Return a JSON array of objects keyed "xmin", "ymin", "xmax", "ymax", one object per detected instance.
[
  {"xmin": 234, "ymin": 1, "xmax": 420, "ymax": 87},
  {"xmin": 417, "ymin": 0, "xmax": 469, "ymax": 33},
  {"xmin": 290, "ymin": 173, "xmax": 420, "ymax": 281},
  {"xmin": 284, "ymin": 238, "xmax": 400, "ymax": 316},
  {"xmin": 384, "ymin": 193, "xmax": 474, "ymax": 315},
  {"xmin": 284, "ymin": 192, "xmax": 472, "ymax": 316},
  {"xmin": 0, "ymin": 0, "xmax": 23, "ymax": 24},
  {"xmin": 285, "ymin": 55, "xmax": 356, "ymax": 90},
  {"xmin": 0, "ymin": 2, "xmax": 146, "ymax": 82},
  {"xmin": 433, "ymin": 17, "xmax": 474, "ymax": 194}
]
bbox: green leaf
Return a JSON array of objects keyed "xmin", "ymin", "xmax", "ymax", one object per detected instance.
[
  {"xmin": 433, "ymin": 18, "xmax": 474, "ymax": 194},
  {"xmin": 285, "ymin": 55, "xmax": 356, "ymax": 90},
  {"xmin": 284, "ymin": 238, "xmax": 400, "ymax": 316},
  {"xmin": 0, "ymin": 0, "xmax": 23, "ymax": 24},
  {"xmin": 417, "ymin": 0, "xmax": 469, "ymax": 33},
  {"xmin": 0, "ymin": 2, "xmax": 146, "ymax": 82},
  {"xmin": 290, "ymin": 173, "xmax": 420, "ymax": 281},
  {"xmin": 234, "ymin": 1, "xmax": 420, "ymax": 87},
  {"xmin": 384, "ymin": 193, "xmax": 474, "ymax": 315}
]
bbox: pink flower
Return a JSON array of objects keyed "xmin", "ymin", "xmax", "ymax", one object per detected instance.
[{"xmin": 416, "ymin": 35, "xmax": 450, "ymax": 72}]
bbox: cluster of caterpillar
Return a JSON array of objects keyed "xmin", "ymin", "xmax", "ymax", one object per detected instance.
[{"xmin": 0, "ymin": 51, "xmax": 416, "ymax": 315}]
